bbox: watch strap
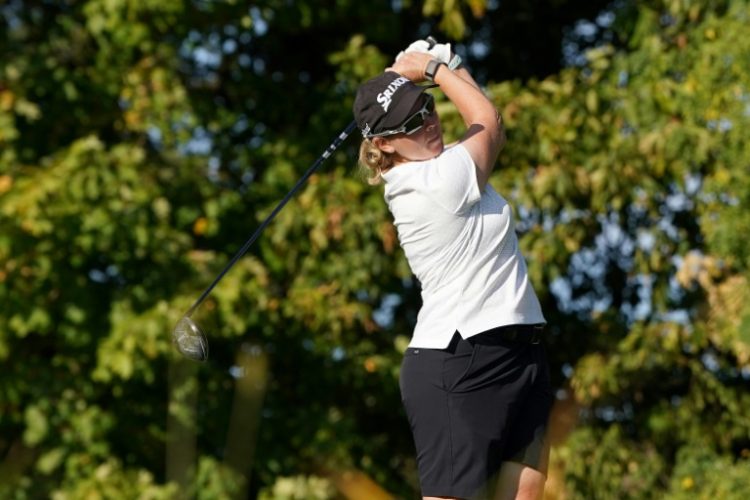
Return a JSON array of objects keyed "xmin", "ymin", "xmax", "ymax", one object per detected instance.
[{"xmin": 425, "ymin": 59, "xmax": 447, "ymax": 82}]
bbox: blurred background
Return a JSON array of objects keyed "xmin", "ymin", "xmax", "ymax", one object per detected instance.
[{"xmin": 1, "ymin": 0, "xmax": 750, "ymax": 498}]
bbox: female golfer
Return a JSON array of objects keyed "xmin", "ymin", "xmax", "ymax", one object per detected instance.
[{"xmin": 352, "ymin": 46, "xmax": 553, "ymax": 500}]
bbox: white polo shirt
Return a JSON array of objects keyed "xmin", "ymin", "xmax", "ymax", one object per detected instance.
[{"xmin": 382, "ymin": 144, "xmax": 545, "ymax": 348}]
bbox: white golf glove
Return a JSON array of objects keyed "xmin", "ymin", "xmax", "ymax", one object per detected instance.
[
  {"xmin": 396, "ymin": 38, "xmax": 462, "ymax": 70},
  {"xmin": 401, "ymin": 39, "xmax": 432, "ymax": 56}
]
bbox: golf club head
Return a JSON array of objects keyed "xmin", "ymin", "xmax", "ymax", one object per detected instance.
[{"xmin": 173, "ymin": 316, "xmax": 209, "ymax": 361}]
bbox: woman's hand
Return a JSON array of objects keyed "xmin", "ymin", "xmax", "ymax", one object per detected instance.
[{"xmin": 387, "ymin": 52, "xmax": 433, "ymax": 83}]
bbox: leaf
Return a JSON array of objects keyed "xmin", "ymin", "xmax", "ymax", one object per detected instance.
[{"xmin": 23, "ymin": 405, "xmax": 48, "ymax": 445}]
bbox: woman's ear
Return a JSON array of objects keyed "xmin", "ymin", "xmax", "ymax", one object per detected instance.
[{"xmin": 372, "ymin": 136, "xmax": 396, "ymax": 154}]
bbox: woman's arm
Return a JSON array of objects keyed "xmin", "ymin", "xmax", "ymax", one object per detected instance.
[{"xmin": 390, "ymin": 52, "xmax": 505, "ymax": 190}]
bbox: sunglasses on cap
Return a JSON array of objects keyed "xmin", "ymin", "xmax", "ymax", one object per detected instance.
[{"xmin": 369, "ymin": 94, "xmax": 435, "ymax": 138}]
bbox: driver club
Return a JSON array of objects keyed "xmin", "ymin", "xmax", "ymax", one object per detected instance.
[{"xmin": 173, "ymin": 121, "xmax": 358, "ymax": 361}]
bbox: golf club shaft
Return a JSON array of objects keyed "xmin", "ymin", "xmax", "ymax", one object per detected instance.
[{"xmin": 185, "ymin": 120, "xmax": 357, "ymax": 317}]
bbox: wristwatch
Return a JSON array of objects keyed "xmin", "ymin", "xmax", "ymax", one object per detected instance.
[{"xmin": 424, "ymin": 59, "xmax": 447, "ymax": 82}]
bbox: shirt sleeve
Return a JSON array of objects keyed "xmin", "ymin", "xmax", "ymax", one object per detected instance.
[{"xmin": 419, "ymin": 144, "xmax": 482, "ymax": 214}]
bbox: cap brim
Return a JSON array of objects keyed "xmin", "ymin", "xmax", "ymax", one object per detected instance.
[{"xmin": 375, "ymin": 80, "xmax": 436, "ymax": 134}]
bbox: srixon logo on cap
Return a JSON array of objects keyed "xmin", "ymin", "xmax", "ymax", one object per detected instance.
[{"xmin": 377, "ymin": 76, "xmax": 410, "ymax": 112}]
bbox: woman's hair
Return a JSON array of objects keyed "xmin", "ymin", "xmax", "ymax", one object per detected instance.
[{"xmin": 358, "ymin": 138, "xmax": 396, "ymax": 185}]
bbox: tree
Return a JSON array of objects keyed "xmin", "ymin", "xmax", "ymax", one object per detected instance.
[
  {"xmin": 2, "ymin": 0, "xmax": 750, "ymax": 498},
  {"xmin": 484, "ymin": 0, "xmax": 750, "ymax": 496}
]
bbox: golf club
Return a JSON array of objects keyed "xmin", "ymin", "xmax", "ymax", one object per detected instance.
[{"xmin": 173, "ymin": 120, "xmax": 358, "ymax": 361}]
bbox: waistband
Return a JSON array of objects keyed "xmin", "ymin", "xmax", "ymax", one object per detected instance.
[{"xmin": 468, "ymin": 324, "xmax": 544, "ymax": 345}]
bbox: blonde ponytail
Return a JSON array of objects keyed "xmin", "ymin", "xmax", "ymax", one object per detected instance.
[{"xmin": 358, "ymin": 139, "xmax": 396, "ymax": 185}]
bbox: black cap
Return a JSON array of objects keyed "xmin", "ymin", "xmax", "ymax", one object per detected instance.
[{"xmin": 353, "ymin": 71, "xmax": 431, "ymax": 138}]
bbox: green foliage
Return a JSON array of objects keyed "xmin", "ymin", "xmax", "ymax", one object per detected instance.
[
  {"xmin": 2, "ymin": 0, "xmax": 750, "ymax": 498},
  {"xmin": 51, "ymin": 458, "xmax": 178, "ymax": 500},
  {"xmin": 258, "ymin": 475, "xmax": 335, "ymax": 500},
  {"xmin": 189, "ymin": 457, "xmax": 245, "ymax": 500},
  {"xmin": 555, "ymin": 425, "xmax": 666, "ymax": 499},
  {"xmin": 493, "ymin": 0, "xmax": 750, "ymax": 497},
  {"xmin": 665, "ymin": 444, "xmax": 750, "ymax": 500}
]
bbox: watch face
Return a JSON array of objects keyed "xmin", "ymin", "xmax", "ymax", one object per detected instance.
[{"xmin": 426, "ymin": 60, "xmax": 441, "ymax": 79}]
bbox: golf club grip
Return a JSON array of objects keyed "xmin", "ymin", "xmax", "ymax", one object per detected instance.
[{"xmin": 185, "ymin": 120, "xmax": 358, "ymax": 317}]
